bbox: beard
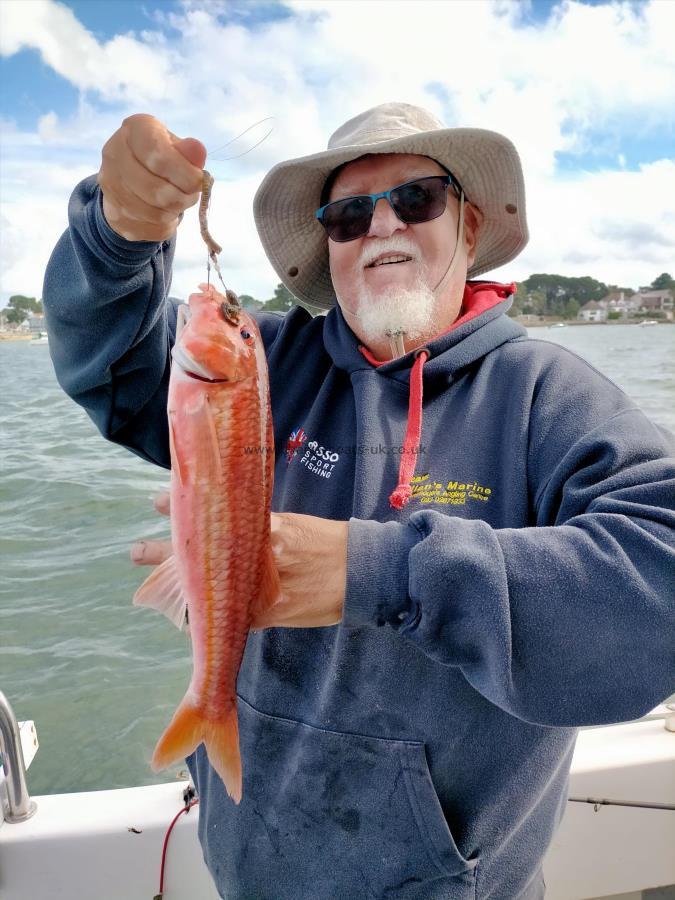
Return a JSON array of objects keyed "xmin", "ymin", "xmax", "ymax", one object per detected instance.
[
  {"xmin": 356, "ymin": 272, "xmax": 437, "ymax": 346},
  {"xmin": 335, "ymin": 235, "xmax": 439, "ymax": 348}
]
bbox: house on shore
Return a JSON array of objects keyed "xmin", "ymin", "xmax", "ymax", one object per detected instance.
[
  {"xmin": 634, "ymin": 288, "xmax": 674, "ymax": 320},
  {"xmin": 578, "ymin": 300, "xmax": 608, "ymax": 322},
  {"xmin": 578, "ymin": 288, "xmax": 673, "ymax": 322},
  {"xmin": 28, "ymin": 313, "xmax": 47, "ymax": 335}
]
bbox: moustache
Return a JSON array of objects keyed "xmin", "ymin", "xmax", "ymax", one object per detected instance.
[{"xmin": 359, "ymin": 238, "xmax": 420, "ymax": 270}]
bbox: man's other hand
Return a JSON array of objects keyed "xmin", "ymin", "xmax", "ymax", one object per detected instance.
[{"xmin": 131, "ymin": 495, "xmax": 348, "ymax": 629}]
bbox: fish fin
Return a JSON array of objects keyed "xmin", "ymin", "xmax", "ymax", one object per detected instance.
[
  {"xmin": 152, "ymin": 698, "xmax": 242, "ymax": 805},
  {"xmin": 133, "ymin": 555, "xmax": 188, "ymax": 631},
  {"xmin": 184, "ymin": 394, "xmax": 221, "ymax": 483},
  {"xmin": 251, "ymin": 546, "xmax": 282, "ymax": 622},
  {"xmin": 203, "ymin": 705, "xmax": 242, "ymax": 805}
]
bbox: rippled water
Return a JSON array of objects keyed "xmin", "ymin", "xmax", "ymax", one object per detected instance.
[{"xmin": 1, "ymin": 323, "xmax": 673, "ymax": 795}]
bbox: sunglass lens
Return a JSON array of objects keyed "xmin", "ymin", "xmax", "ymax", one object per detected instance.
[
  {"xmin": 323, "ymin": 196, "xmax": 373, "ymax": 242},
  {"xmin": 392, "ymin": 177, "xmax": 448, "ymax": 224}
]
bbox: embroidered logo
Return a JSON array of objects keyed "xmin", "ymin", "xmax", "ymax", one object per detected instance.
[
  {"xmin": 285, "ymin": 426, "xmax": 307, "ymax": 466},
  {"xmin": 285, "ymin": 427, "xmax": 341, "ymax": 479},
  {"xmin": 301, "ymin": 439, "xmax": 340, "ymax": 479},
  {"xmin": 410, "ymin": 473, "xmax": 494, "ymax": 506}
]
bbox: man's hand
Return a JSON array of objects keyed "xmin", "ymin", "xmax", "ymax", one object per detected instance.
[
  {"xmin": 98, "ymin": 114, "xmax": 207, "ymax": 243},
  {"xmin": 131, "ymin": 493, "xmax": 348, "ymax": 629}
]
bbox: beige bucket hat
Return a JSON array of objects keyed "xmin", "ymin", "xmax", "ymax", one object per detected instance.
[{"xmin": 253, "ymin": 102, "xmax": 528, "ymax": 311}]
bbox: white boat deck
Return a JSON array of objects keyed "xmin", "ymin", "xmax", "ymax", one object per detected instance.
[{"xmin": 1, "ymin": 707, "xmax": 674, "ymax": 899}]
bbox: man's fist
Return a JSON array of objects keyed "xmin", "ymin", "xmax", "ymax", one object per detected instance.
[{"xmin": 98, "ymin": 114, "xmax": 207, "ymax": 243}]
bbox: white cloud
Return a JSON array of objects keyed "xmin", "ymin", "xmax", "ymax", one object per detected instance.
[
  {"xmin": 0, "ymin": 0, "xmax": 175, "ymax": 104},
  {"xmin": 1, "ymin": 0, "xmax": 674, "ymax": 307},
  {"xmin": 490, "ymin": 159, "xmax": 675, "ymax": 288}
]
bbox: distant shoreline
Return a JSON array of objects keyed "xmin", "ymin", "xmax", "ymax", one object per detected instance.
[
  {"xmin": 516, "ymin": 319, "xmax": 672, "ymax": 328},
  {"xmin": 1, "ymin": 320, "xmax": 671, "ymax": 343}
]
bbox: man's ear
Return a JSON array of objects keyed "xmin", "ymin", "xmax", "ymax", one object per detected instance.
[{"xmin": 463, "ymin": 203, "xmax": 483, "ymax": 267}]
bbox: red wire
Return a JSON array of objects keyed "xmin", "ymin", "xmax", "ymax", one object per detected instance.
[{"xmin": 158, "ymin": 797, "xmax": 200, "ymax": 896}]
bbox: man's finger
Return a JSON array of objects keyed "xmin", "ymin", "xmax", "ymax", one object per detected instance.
[
  {"xmin": 154, "ymin": 491, "xmax": 170, "ymax": 515},
  {"xmin": 130, "ymin": 539, "xmax": 172, "ymax": 565}
]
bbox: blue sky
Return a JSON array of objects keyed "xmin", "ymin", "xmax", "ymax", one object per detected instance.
[{"xmin": 1, "ymin": 0, "xmax": 673, "ymax": 305}]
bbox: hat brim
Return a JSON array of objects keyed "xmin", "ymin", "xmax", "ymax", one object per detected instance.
[{"xmin": 253, "ymin": 128, "xmax": 528, "ymax": 311}]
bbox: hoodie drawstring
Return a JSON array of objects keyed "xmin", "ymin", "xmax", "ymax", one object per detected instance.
[
  {"xmin": 358, "ymin": 344, "xmax": 429, "ymax": 510},
  {"xmin": 388, "ymin": 348, "xmax": 428, "ymax": 509}
]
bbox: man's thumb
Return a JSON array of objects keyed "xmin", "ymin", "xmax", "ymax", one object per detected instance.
[{"xmin": 174, "ymin": 137, "xmax": 207, "ymax": 169}]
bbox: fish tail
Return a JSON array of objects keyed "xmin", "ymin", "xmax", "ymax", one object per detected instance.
[{"xmin": 151, "ymin": 698, "xmax": 242, "ymax": 805}]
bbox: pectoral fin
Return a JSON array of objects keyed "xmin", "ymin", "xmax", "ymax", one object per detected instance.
[
  {"xmin": 178, "ymin": 394, "xmax": 222, "ymax": 485},
  {"xmin": 133, "ymin": 554, "xmax": 189, "ymax": 632},
  {"xmin": 250, "ymin": 546, "xmax": 282, "ymax": 624}
]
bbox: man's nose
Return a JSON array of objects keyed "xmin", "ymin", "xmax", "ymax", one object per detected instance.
[{"xmin": 367, "ymin": 197, "xmax": 406, "ymax": 239}]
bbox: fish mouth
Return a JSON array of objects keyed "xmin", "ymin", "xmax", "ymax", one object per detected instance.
[
  {"xmin": 184, "ymin": 370, "xmax": 229, "ymax": 384},
  {"xmin": 172, "ymin": 344, "xmax": 229, "ymax": 383}
]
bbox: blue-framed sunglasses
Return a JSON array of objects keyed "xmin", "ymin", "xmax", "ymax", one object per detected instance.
[{"xmin": 315, "ymin": 174, "xmax": 461, "ymax": 243}]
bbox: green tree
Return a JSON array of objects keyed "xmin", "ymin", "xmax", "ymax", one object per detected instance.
[
  {"xmin": 650, "ymin": 273, "xmax": 675, "ymax": 291},
  {"xmin": 6, "ymin": 295, "xmax": 42, "ymax": 324},
  {"xmin": 522, "ymin": 275, "xmax": 607, "ymax": 317},
  {"xmin": 563, "ymin": 298, "xmax": 580, "ymax": 320},
  {"xmin": 262, "ymin": 283, "xmax": 295, "ymax": 312},
  {"xmin": 238, "ymin": 294, "xmax": 263, "ymax": 311},
  {"xmin": 507, "ymin": 282, "xmax": 526, "ymax": 317},
  {"xmin": 521, "ymin": 290, "xmax": 546, "ymax": 316},
  {"xmin": 607, "ymin": 284, "xmax": 635, "ymax": 297}
]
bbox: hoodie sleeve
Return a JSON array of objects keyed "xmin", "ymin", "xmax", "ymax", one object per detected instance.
[
  {"xmin": 42, "ymin": 175, "xmax": 286, "ymax": 469},
  {"xmin": 344, "ymin": 377, "xmax": 675, "ymax": 728}
]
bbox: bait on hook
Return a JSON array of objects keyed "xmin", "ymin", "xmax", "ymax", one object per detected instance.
[{"xmin": 199, "ymin": 171, "xmax": 241, "ymax": 326}]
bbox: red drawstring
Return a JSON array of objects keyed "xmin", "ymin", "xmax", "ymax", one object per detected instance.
[{"xmin": 389, "ymin": 349, "xmax": 428, "ymax": 509}]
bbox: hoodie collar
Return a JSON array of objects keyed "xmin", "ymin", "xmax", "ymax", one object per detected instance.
[
  {"xmin": 322, "ymin": 281, "xmax": 526, "ymax": 508},
  {"xmin": 323, "ymin": 281, "xmax": 523, "ymax": 383}
]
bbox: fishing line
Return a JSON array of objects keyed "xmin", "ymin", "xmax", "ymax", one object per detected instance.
[
  {"xmin": 158, "ymin": 241, "xmax": 174, "ymax": 374},
  {"xmin": 207, "ymin": 117, "xmax": 275, "ymax": 163}
]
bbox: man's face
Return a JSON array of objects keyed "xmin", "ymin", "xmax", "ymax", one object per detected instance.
[{"xmin": 326, "ymin": 153, "xmax": 478, "ymax": 359}]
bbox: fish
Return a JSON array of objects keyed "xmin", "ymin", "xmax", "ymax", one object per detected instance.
[{"xmin": 133, "ymin": 282, "xmax": 280, "ymax": 804}]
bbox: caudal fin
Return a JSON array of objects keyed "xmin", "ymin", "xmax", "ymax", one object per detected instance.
[{"xmin": 151, "ymin": 697, "xmax": 242, "ymax": 804}]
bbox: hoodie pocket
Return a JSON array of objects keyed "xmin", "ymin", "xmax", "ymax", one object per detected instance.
[{"xmin": 191, "ymin": 695, "xmax": 478, "ymax": 900}]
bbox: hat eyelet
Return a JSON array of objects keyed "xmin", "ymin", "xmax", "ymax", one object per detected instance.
[
  {"xmin": 288, "ymin": 266, "xmax": 299, "ymax": 277},
  {"xmin": 505, "ymin": 204, "xmax": 517, "ymax": 214}
]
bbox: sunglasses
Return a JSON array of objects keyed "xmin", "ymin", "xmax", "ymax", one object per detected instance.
[{"xmin": 315, "ymin": 174, "xmax": 460, "ymax": 243}]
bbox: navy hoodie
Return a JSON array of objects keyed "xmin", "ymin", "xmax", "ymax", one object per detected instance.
[{"xmin": 43, "ymin": 176, "xmax": 675, "ymax": 900}]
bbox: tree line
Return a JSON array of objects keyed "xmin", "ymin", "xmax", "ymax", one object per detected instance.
[
  {"xmin": 3, "ymin": 274, "xmax": 673, "ymax": 323},
  {"xmin": 2, "ymin": 295, "xmax": 43, "ymax": 325},
  {"xmin": 0, "ymin": 286, "xmax": 295, "ymax": 325},
  {"xmin": 509, "ymin": 272, "xmax": 674, "ymax": 320},
  {"xmin": 242, "ymin": 273, "xmax": 675, "ymax": 318}
]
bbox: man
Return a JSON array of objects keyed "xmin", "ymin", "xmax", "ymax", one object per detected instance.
[{"xmin": 43, "ymin": 103, "xmax": 674, "ymax": 899}]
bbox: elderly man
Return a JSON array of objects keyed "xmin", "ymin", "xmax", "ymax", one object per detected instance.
[{"xmin": 43, "ymin": 103, "xmax": 674, "ymax": 900}]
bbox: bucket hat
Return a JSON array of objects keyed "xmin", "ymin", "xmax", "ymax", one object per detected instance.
[{"xmin": 253, "ymin": 101, "xmax": 528, "ymax": 311}]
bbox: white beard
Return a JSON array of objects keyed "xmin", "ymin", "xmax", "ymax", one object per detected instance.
[
  {"xmin": 354, "ymin": 272, "xmax": 437, "ymax": 345},
  {"xmin": 336, "ymin": 235, "xmax": 438, "ymax": 347}
]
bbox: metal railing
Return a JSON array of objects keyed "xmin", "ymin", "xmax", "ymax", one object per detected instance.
[{"xmin": 0, "ymin": 690, "xmax": 37, "ymax": 823}]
